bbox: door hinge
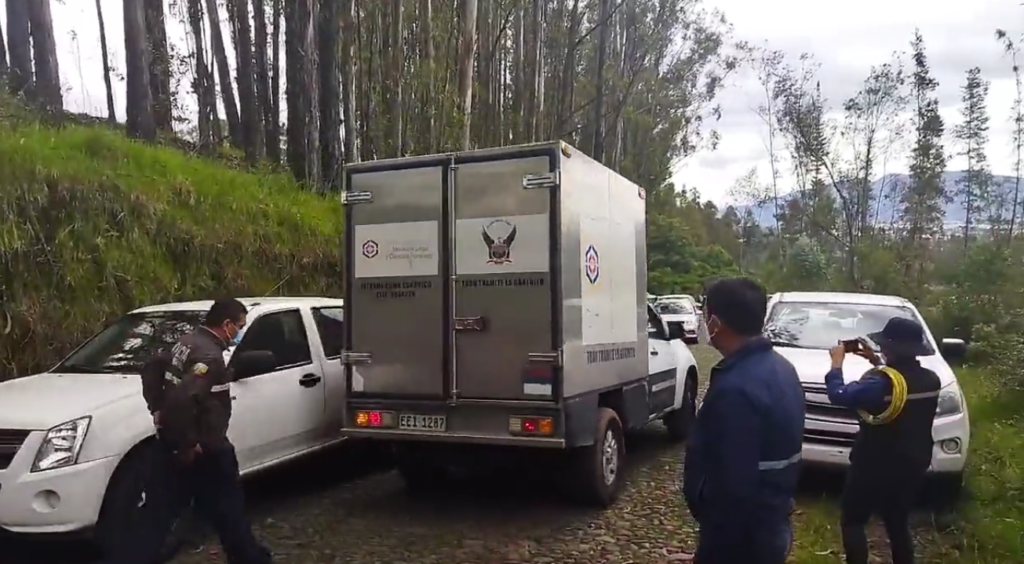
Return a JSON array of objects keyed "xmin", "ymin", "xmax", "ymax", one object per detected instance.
[
  {"xmin": 341, "ymin": 191, "xmax": 373, "ymax": 205},
  {"xmin": 341, "ymin": 351, "xmax": 372, "ymax": 365},
  {"xmin": 522, "ymin": 171, "xmax": 560, "ymax": 190},
  {"xmin": 454, "ymin": 316, "xmax": 487, "ymax": 332},
  {"xmin": 528, "ymin": 350, "xmax": 563, "ymax": 367}
]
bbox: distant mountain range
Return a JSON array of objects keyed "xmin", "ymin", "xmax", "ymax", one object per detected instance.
[{"xmin": 730, "ymin": 171, "xmax": 1023, "ymax": 229}]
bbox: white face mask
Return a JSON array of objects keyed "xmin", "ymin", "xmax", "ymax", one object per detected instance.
[{"xmin": 706, "ymin": 315, "xmax": 721, "ymax": 348}]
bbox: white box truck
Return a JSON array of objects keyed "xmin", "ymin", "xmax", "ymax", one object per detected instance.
[{"xmin": 340, "ymin": 141, "xmax": 699, "ymax": 506}]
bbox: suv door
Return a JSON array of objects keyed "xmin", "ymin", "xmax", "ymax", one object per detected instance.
[
  {"xmin": 310, "ymin": 306, "xmax": 347, "ymax": 434},
  {"xmin": 647, "ymin": 306, "xmax": 678, "ymax": 414},
  {"xmin": 228, "ymin": 309, "xmax": 326, "ymax": 469}
]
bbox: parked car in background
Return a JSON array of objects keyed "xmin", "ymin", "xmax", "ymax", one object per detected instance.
[
  {"xmin": 763, "ymin": 291, "xmax": 970, "ymax": 493},
  {"xmin": 0, "ymin": 297, "xmax": 351, "ymax": 551},
  {"xmin": 653, "ymin": 300, "xmax": 700, "ymax": 345}
]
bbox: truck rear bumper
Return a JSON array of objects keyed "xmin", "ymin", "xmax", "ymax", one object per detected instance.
[
  {"xmin": 341, "ymin": 399, "xmax": 567, "ymax": 448},
  {"xmin": 342, "ymin": 428, "xmax": 565, "ymax": 447}
]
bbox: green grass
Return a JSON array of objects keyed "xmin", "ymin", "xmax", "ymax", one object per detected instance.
[
  {"xmin": 0, "ymin": 117, "xmax": 344, "ymax": 377},
  {"xmin": 689, "ymin": 345, "xmax": 1024, "ymax": 563}
]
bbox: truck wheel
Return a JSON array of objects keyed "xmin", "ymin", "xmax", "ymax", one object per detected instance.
[
  {"xmin": 94, "ymin": 441, "xmax": 174, "ymax": 556},
  {"xmin": 574, "ymin": 407, "xmax": 625, "ymax": 507},
  {"xmin": 664, "ymin": 373, "xmax": 697, "ymax": 442}
]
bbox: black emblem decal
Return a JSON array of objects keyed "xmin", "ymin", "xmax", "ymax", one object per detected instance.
[{"xmin": 481, "ymin": 219, "xmax": 517, "ymax": 265}]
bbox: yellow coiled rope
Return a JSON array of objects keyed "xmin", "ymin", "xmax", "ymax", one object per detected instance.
[{"xmin": 857, "ymin": 366, "xmax": 908, "ymax": 425}]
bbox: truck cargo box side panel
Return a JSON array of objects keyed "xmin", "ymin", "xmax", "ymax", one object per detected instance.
[
  {"xmin": 559, "ymin": 148, "xmax": 648, "ymax": 398},
  {"xmin": 452, "ymin": 155, "xmax": 557, "ymax": 401},
  {"xmin": 345, "ymin": 165, "xmax": 446, "ymax": 398}
]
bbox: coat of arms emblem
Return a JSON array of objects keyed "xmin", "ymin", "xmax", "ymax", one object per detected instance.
[{"xmin": 481, "ymin": 219, "xmax": 517, "ymax": 265}]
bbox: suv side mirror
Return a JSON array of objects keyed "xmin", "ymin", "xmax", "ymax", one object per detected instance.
[
  {"xmin": 232, "ymin": 350, "xmax": 277, "ymax": 379},
  {"xmin": 940, "ymin": 338, "xmax": 967, "ymax": 362}
]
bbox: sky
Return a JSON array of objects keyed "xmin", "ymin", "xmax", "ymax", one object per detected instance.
[{"xmin": 3, "ymin": 0, "xmax": 1022, "ymax": 206}]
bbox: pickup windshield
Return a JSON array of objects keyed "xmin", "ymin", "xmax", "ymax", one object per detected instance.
[
  {"xmin": 55, "ymin": 311, "xmax": 205, "ymax": 374},
  {"xmin": 764, "ymin": 301, "xmax": 935, "ymax": 354},
  {"xmin": 655, "ymin": 301, "xmax": 694, "ymax": 315}
]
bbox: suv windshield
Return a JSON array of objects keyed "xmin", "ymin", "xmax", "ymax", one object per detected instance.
[
  {"xmin": 56, "ymin": 311, "xmax": 205, "ymax": 374},
  {"xmin": 764, "ymin": 302, "xmax": 934, "ymax": 354},
  {"xmin": 656, "ymin": 301, "xmax": 694, "ymax": 315}
]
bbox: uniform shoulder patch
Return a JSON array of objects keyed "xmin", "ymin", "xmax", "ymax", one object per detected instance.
[{"xmin": 192, "ymin": 362, "xmax": 209, "ymax": 376}]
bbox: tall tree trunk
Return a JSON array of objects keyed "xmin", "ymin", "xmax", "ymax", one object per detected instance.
[
  {"xmin": 285, "ymin": 0, "xmax": 320, "ymax": 187},
  {"xmin": 474, "ymin": 0, "xmax": 490, "ymax": 145},
  {"xmin": 0, "ymin": 16, "xmax": 8, "ymax": 81},
  {"xmin": 253, "ymin": 0, "xmax": 275, "ymax": 161},
  {"xmin": 456, "ymin": 0, "xmax": 478, "ymax": 150},
  {"xmin": 318, "ymin": 0, "xmax": 342, "ymax": 186},
  {"xmin": 592, "ymin": 0, "xmax": 610, "ymax": 161},
  {"xmin": 230, "ymin": 0, "xmax": 262, "ymax": 162},
  {"xmin": 530, "ymin": 0, "xmax": 544, "ymax": 141},
  {"xmin": 143, "ymin": 0, "xmax": 172, "ymax": 130},
  {"xmin": 5, "ymin": 0, "xmax": 32, "ymax": 95},
  {"xmin": 94, "ymin": 0, "xmax": 117, "ymax": 122},
  {"xmin": 340, "ymin": 0, "xmax": 357, "ymax": 163},
  {"xmin": 511, "ymin": 4, "xmax": 524, "ymax": 143},
  {"xmin": 187, "ymin": 0, "xmax": 213, "ymax": 150},
  {"xmin": 123, "ymin": 0, "xmax": 156, "ymax": 141},
  {"xmin": 418, "ymin": 0, "xmax": 435, "ymax": 153},
  {"xmin": 389, "ymin": 0, "xmax": 404, "ymax": 156},
  {"xmin": 28, "ymin": 0, "xmax": 62, "ymax": 113},
  {"xmin": 204, "ymin": 0, "xmax": 242, "ymax": 147},
  {"xmin": 269, "ymin": 0, "xmax": 282, "ymax": 163}
]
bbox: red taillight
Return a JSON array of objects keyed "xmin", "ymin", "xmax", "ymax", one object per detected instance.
[{"xmin": 355, "ymin": 410, "xmax": 394, "ymax": 428}]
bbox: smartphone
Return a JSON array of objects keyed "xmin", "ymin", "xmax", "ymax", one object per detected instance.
[{"xmin": 841, "ymin": 339, "xmax": 863, "ymax": 354}]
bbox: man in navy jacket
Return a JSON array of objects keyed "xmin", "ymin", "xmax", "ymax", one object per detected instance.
[{"xmin": 683, "ymin": 278, "xmax": 805, "ymax": 564}]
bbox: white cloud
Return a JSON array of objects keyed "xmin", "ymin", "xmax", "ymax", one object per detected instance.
[{"xmin": 673, "ymin": 0, "xmax": 1024, "ymax": 205}]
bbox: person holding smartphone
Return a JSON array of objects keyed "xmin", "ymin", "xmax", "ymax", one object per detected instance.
[{"xmin": 824, "ymin": 317, "xmax": 941, "ymax": 564}]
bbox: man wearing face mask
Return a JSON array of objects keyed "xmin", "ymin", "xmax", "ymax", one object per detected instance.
[
  {"xmin": 683, "ymin": 278, "xmax": 805, "ymax": 564},
  {"xmin": 113, "ymin": 298, "xmax": 273, "ymax": 564}
]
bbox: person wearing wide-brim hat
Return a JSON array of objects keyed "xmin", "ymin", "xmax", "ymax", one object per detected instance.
[{"xmin": 823, "ymin": 316, "xmax": 941, "ymax": 564}]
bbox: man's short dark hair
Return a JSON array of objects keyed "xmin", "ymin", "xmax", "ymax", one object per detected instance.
[
  {"xmin": 704, "ymin": 277, "xmax": 767, "ymax": 337},
  {"xmin": 205, "ymin": 298, "xmax": 247, "ymax": 327}
]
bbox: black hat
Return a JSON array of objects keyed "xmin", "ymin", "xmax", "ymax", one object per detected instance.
[{"xmin": 866, "ymin": 317, "xmax": 929, "ymax": 357}]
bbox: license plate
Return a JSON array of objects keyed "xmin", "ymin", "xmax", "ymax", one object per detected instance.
[{"xmin": 398, "ymin": 414, "xmax": 447, "ymax": 431}]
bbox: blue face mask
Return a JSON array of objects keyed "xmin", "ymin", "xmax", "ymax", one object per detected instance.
[{"xmin": 230, "ymin": 331, "xmax": 243, "ymax": 346}]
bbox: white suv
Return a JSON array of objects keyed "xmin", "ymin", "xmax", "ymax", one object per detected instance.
[{"xmin": 763, "ymin": 292, "xmax": 970, "ymax": 492}]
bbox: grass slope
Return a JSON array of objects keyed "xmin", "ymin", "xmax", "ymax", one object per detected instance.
[{"xmin": 0, "ymin": 120, "xmax": 344, "ymax": 378}]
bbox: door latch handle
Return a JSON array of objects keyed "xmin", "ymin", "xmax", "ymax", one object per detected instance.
[
  {"xmin": 299, "ymin": 373, "xmax": 322, "ymax": 388},
  {"xmin": 454, "ymin": 316, "xmax": 486, "ymax": 331},
  {"xmin": 650, "ymin": 349, "xmax": 659, "ymax": 356}
]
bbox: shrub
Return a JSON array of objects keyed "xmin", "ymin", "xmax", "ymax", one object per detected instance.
[{"xmin": 0, "ymin": 120, "xmax": 344, "ymax": 378}]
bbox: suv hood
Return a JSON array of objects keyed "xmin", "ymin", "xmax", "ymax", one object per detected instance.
[
  {"xmin": 0, "ymin": 373, "xmax": 140, "ymax": 430},
  {"xmin": 774, "ymin": 347, "xmax": 956, "ymax": 388}
]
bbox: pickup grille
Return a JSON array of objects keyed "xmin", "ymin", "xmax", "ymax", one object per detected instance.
[
  {"xmin": 802, "ymin": 384, "xmax": 859, "ymax": 448},
  {"xmin": 0, "ymin": 429, "xmax": 31, "ymax": 470}
]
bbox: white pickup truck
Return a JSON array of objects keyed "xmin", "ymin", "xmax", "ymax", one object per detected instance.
[{"xmin": 0, "ymin": 297, "xmax": 350, "ymax": 551}]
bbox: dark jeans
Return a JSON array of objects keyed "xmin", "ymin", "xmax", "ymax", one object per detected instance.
[
  {"xmin": 101, "ymin": 441, "xmax": 271, "ymax": 564},
  {"xmin": 840, "ymin": 462, "xmax": 925, "ymax": 564},
  {"xmin": 695, "ymin": 517, "xmax": 792, "ymax": 564}
]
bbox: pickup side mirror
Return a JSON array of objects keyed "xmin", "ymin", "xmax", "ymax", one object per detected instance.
[
  {"xmin": 667, "ymin": 323, "xmax": 685, "ymax": 341},
  {"xmin": 940, "ymin": 338, "xmax": 967, "ymax": 362},
  {"xmin": 232, "ymin": 350, "xmax": 277, "ymax": 379}
]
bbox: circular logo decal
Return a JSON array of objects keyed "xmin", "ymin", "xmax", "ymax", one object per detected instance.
[
  {"xmin": 585, "ymin": 245, "xmax": 600, "ymax": 284},
  {"xmin": 361, "ymin": 239, "xmax": 379, "ymax": 259}
]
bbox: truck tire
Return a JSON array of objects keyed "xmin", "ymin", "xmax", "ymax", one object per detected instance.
[
  {"xmin": 574, "ymin": 407, "xmax": 625, "ymax": 507},
  {"xmin": 94, "ymin": 440, "xmax": 174, "ymax": 556},
  {"xmin": 664, "ymin": 372, "xmax": 698, "ymax": 442}
]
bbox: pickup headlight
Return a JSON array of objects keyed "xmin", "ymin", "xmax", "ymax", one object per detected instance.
[
  {"xmin": 935, "ymin": 385, "xmax": 963, "ymax": 418},
  {"xmin": 32, "ymin": 416, "xmax": 91, "ymax": 472}
]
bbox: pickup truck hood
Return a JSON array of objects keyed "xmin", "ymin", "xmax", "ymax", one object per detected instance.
[
  {"xmin": 774, "ymin": 347, "xmax": 956, "ymax": 388},
  {"xmin": 0, "ymin": 373, "xmax": 140, "ymax": 430}
]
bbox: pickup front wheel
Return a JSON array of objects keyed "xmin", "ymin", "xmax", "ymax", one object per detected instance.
[
  {"xmin": 573, "ymin": 407, "xmax": 625, "ymax": 507},
  {"xmin": 664, "ymin": 373, "xmax": 697, "ymax": 442}
]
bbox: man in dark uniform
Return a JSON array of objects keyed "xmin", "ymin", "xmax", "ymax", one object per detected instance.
[
  {"xmin": 824, "ymin": 317, "xmax": 941, "ymax": 564},
  {"xmin": 683, "ymin": 278, "xmax": 805, "ymax": 564},
  {"xmin": 104, "ymin": 298, "xmax": 272, "ymax": 564}
]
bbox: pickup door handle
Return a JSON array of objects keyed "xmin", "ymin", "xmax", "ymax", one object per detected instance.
[
  {"xmin": 299, "ymin": 373, "xmax": 322, "ymax": 388},
  {"xmin": 649, "ymin": 349, "xmax": 659, "ymax": 356}
]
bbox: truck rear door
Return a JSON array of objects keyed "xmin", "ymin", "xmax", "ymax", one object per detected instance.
[
  {"xmin": 345, "ymin": 161, "xmax": 446, "ymax": 399},
  {"xmin": 452, "ymin": 153, "xmax": 558, "ymax": 401}
]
